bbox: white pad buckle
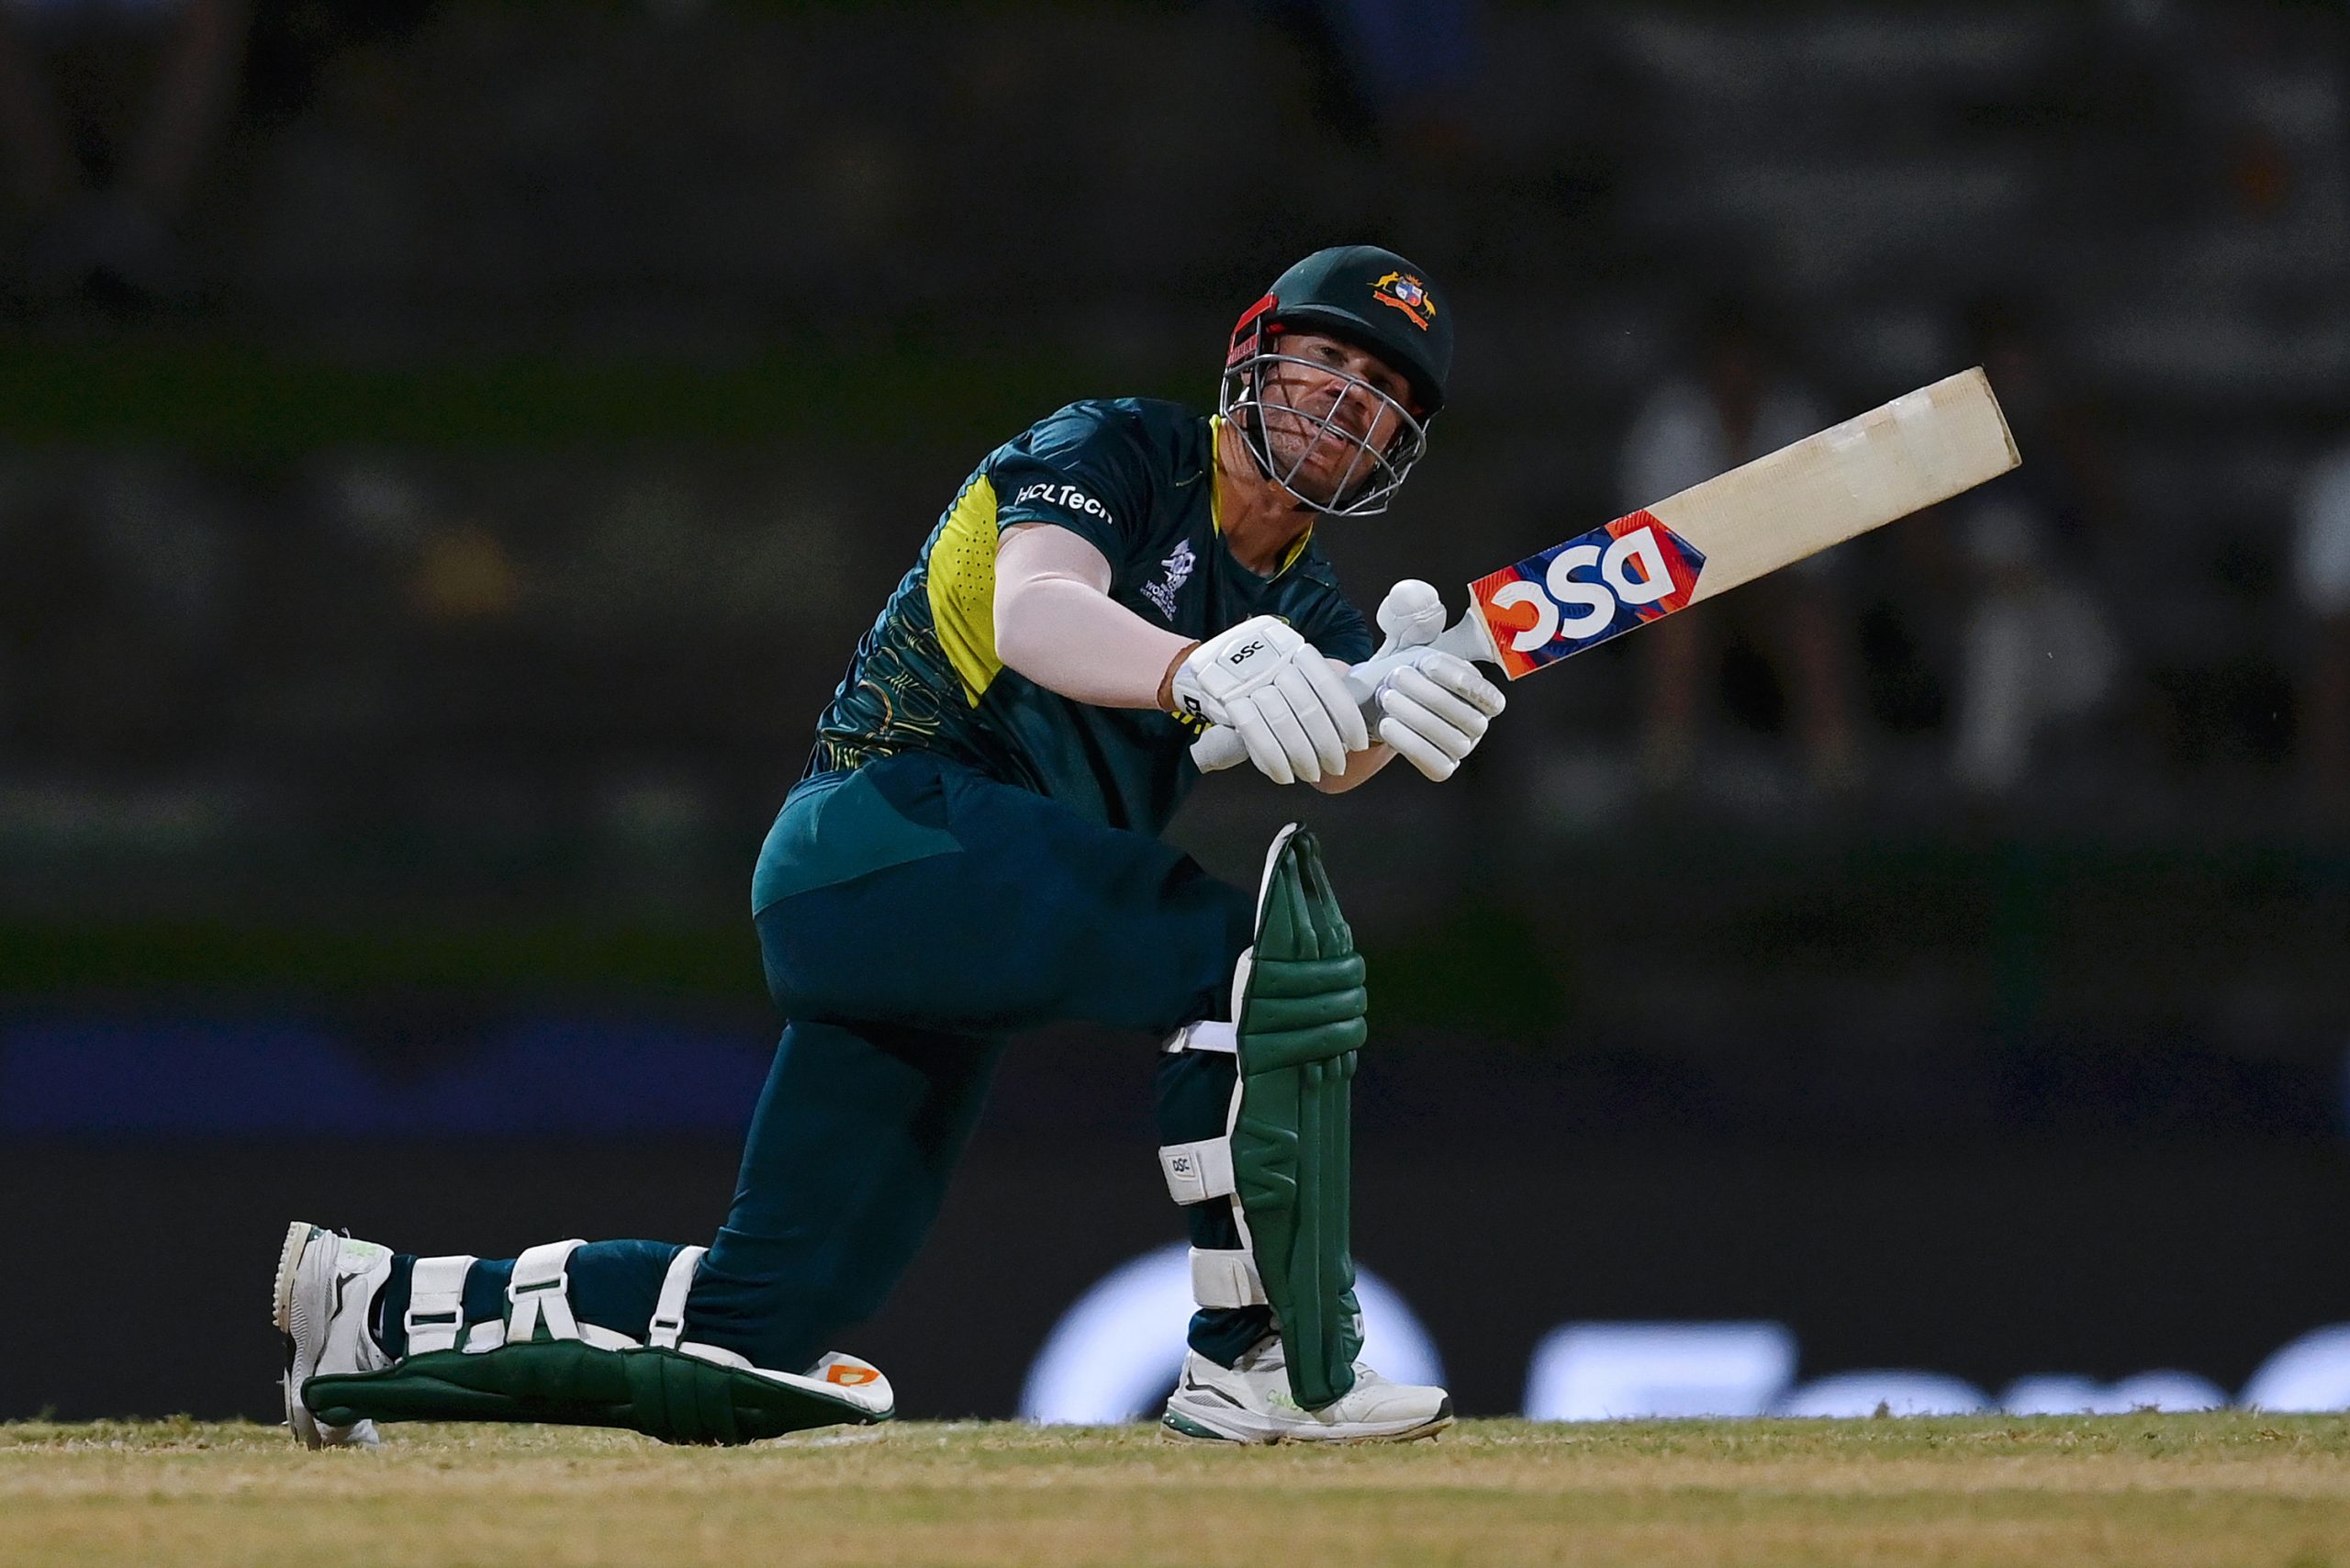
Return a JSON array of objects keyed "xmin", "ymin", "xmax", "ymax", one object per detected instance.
[
  {"xmin": 1158, "ymin": 1138, "xmax": 1237, "ymax": 1205},
  {"xmin": 1190, "ymin": 1246, "xmax": 1268, "ymax": 1308},
  {"xmin": 647, "ymin": 1246, "xmax": 706, "ymax": 1350},
  {"xmin": 507, "ymin": 1239, "xmax": 586, "ymax": 1344},
  {"xmin": 505, "ymin": 1239, "xmax": 640, "ymax": 1350},
  {"xmin": 403, "ymin": 1254, "xmax": 476, "ymax": 1355}
]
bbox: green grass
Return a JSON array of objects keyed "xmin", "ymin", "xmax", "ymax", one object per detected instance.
[{"xmin": 6, "ymin": 1415, "xmax": 2349, "ymax": 1567}]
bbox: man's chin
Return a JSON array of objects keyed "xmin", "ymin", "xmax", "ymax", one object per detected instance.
[
  {"xmin": 1266, "ymin": 449, "xmax": 1361, "ymax": 509},
  {"xmin": 1270, "ymin": 468, "xmax": 1346, "ymax": 510}
]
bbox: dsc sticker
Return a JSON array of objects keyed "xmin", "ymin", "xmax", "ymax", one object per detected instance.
[{"xmin": 1469, "ymin": 511, "xmax": 1707, "ymax": 678}]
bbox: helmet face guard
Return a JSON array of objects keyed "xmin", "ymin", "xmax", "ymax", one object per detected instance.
[{"xmin": 1218, "ymin": 298, "xmax": 1432, "ymax": 519}]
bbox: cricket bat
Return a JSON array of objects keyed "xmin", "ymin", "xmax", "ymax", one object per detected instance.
[{"xmin": 1192, "ymin": 366, "xmax": 2019, "ymax": 772}]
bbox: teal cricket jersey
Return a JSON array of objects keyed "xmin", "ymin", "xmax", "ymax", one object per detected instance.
[{"xmin": 806, "ymin": 398, "xmax": 1374, "ymax": 836}]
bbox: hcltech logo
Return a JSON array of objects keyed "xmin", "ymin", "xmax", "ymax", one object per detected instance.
[{"xmin": 1014, "ymin": 482, "xmax": 1114, "ymax": 526}]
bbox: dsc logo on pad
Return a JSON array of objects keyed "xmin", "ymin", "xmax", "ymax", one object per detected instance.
[{"xmin": 1470, "ymin": 511, "xmax": 1707, "ymax": 678}]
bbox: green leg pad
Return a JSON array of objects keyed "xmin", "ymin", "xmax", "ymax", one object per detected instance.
[
  {"xmin": 1233, "ymin": 825, "xmax": 1367, "ymax": 1413},
  {"xmin": 304, "ymin": 1344, "xmax": 888, "ymax": 1446}
]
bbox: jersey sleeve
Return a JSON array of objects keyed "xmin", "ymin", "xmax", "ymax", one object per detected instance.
[
  {"xmin": 1292, "ymin": 585, "xmax": 1374, "ymax": 665},
  {"xmin": 985, "ymin": 403, "xmax": 1154, "ymax": 567}
]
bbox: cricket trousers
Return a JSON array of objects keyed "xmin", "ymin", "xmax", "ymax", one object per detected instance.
[{"xmin": 372, "ymin": 751, "xmax": 1273, "ymax": 1375}]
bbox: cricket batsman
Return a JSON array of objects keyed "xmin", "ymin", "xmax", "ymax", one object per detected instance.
[{"xmin": 274, "ymin": 245, "xmax": 1505, "ymax": 1446}]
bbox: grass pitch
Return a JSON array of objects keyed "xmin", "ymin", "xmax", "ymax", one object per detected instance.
[{"xmin": 5, "ymin": 1414, "xmax": 2349, "ymax": 1568}]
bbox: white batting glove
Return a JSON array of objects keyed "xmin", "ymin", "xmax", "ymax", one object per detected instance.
[
  {"xmin": 1371, "ymin": 578, "xmax": 1448, "ymax": 657},
  {"xmin": 1367, "ymin": 649, "xmax": 1505, "ymax": 781},
  {"xmin": 1168, "ymin": 614, "xmax": 1371, "ymax": 785}
]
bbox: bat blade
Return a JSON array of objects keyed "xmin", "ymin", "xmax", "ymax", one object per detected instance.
[
  {"xmin": 1467, "ymin": 366, "xmax": 2018, "ymax": 678},
  {"xmin": 1188, "ymin": 368, "xmax": 2019, "ymax": 774}
]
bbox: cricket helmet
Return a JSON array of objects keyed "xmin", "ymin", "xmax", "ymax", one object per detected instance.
[{"xmin": 1219, "ymin": 244, "xmax": 1451, "ymax": 518}]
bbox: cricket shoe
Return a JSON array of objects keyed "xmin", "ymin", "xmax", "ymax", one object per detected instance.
[
  {"xmin": 272, "ymin": 1221, "xmax": 394, "ymax": 1450},
  {"xmin": 1161, "ymin": 1336, "xmax": 1452, "ymax": 1444}
]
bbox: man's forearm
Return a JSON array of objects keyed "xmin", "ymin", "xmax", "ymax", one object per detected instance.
[
  {"xmin": 1307, "ymin": 740, "xmax": 1397, "ymax": 792},
  {"xmin": 994, "ymin": 524, "xmax": 1194, "ymax": 709},
  {"xmin": 998, "ymin": 574, "xmax": 1195, "ymax": 708}
]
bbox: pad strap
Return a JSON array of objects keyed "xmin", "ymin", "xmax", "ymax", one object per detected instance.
[
  {"xmin": 507, "ymin": 1240, "xmax": 586, "ymax": 1344},
  {"xmin": 403, "ymin": 1254, "xmax": 476, "ymax": 1355},
  {"xmin": 1161, "ymin": 1020, "xmax": 1237, "ymax": 1055},
  {"xmin": 1190, "ymin": 1246, "xmax": 1269, "ymax": 1308},
  {"xmin": 1158, "ymin": 1138, "xmax": 1237, "ymax": 1204},
  {"xmin": 506, "ymin": 1240, "xmax": 640, "ymax": 1351},
  {"xmin": 646, "ymin": 1246, "xmax": 706, "ymax": 1350}
]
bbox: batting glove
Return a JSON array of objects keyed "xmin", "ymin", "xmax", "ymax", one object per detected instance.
[
  {"xmin": 1167, "ymin": 614, "xmax": 1369, "ymax": 785},
  {"xmin": 1366, "ymin": 649, "xmax": 1505, "ymax": 781}
]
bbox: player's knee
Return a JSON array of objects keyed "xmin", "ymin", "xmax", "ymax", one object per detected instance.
[{"xmin": 1168, "ymin": 853, "xmax": 1256, "ymax": 970}]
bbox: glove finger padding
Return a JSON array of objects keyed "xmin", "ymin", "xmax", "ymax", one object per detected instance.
[
  {"xmin": 1413, "ymin": 651, "xmax": 1506, "ymax": 717},
  {"xmin": 1380, "ymin": 690, "xmax": 1477, "ymax": 762},
  {"xmin": 1272, "ymin": 663, "xmax": 1348, "ymax": 776},
  {"xmin": 1378, "ymin": 711, "xmax": 1461, "ymax": 780},
  {"xmin": 1251, "ymin": 687, "xmax": 1325, "ymax": 784},
  {"xmin": 1228, "ymin": 703, "xmax": 1295, "ymax": 786},
  {"xmin": 1384, "ymin": 665, "xmax": 1491, "ymax": 741},
  {"xmin": 1296, "ymin": 648, "xmax": 1371, "ymax": 753},
  {"xmin": 1380, "ymin": 685, "xmax": 1477, "ymax": 761},
  {"xmin": 1368, "ymin": 650, "xmax": 1503, "ymax": 781}
]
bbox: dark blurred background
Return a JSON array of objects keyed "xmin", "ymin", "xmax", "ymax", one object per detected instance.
[{"xmin": 6, "ymin": 0, "xmax": 2350, "ymax": 1424}]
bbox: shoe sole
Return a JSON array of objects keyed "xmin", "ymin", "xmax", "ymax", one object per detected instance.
[
  {"xmin": 1159, "ymin": 1398, "xmax": 1454, "ymax": 1445},
  {"xmin": 272, "ymin": 1221, "xmax": 326, "ymax": 1450},
  {"xmin": 271, "ymin": 1221, "xmax": 312, "ymax": 1334}
]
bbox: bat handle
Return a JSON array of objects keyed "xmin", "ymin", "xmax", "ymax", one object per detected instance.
[{"xmin": 1187, "ymin": 612, "xmax": 1497, "ymax": 775}]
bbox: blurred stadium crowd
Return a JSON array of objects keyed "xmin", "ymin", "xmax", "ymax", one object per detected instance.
[
  {"xmin": 0, "ymin": 0, "xmax": 2346, "ymax": 909},
  {"xmin": 12, "ymin": 0, "xmax": 2350, "ymax": 1426}
]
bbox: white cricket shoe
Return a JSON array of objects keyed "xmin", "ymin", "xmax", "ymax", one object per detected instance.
[
  {"xmin": 1161, "ymin": 1336, "xmax": 1452, "ymax": 1444},
  {"xmin": 272, "ymin": 1221, "xmax": 394, "ymax": 1450}
]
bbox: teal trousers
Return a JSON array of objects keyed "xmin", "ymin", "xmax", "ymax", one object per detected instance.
[{"xmin": 378, "ymin": 752, "xmax": 1271, "ymax": 1376}]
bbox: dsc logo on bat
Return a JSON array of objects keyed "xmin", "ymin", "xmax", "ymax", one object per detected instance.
[{"xmin": 1469, "ymin": 511, "xmax": 1707, "ymax": 679}]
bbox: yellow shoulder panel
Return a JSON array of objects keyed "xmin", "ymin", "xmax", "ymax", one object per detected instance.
[{"xmin": 926, "ymin": 475, "xmax": 1003, "ymax": 706}]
